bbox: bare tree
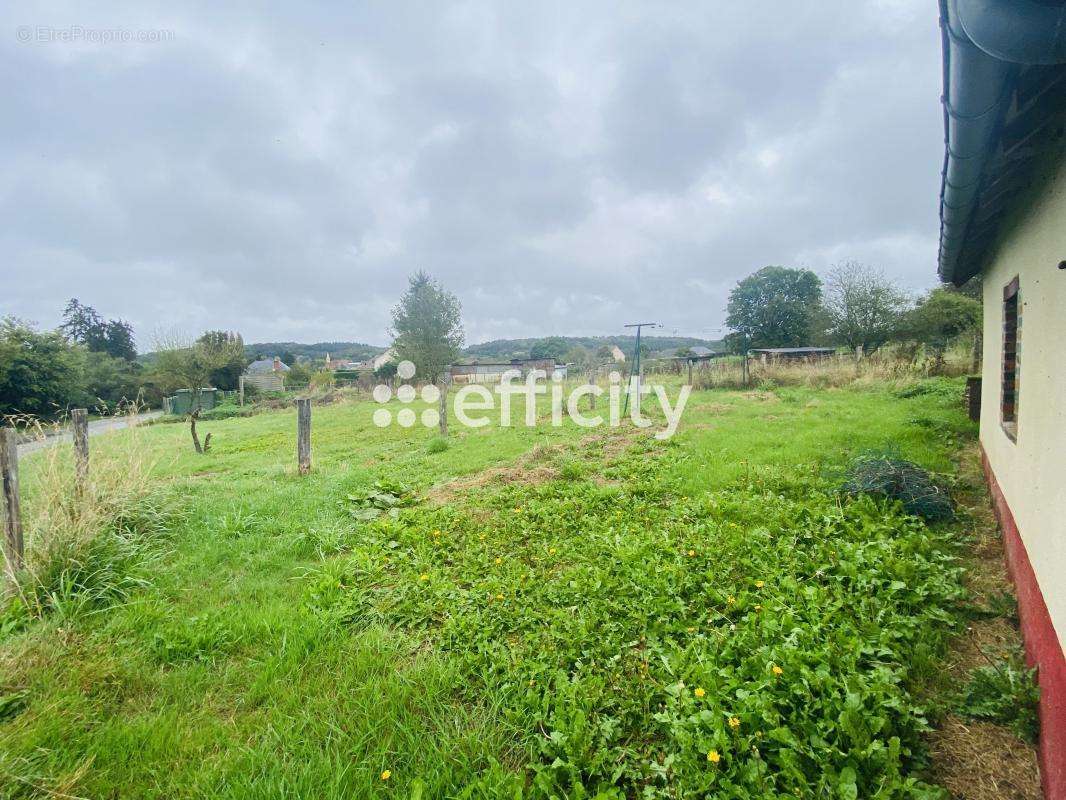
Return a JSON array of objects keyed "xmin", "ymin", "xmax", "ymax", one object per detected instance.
[{"xmin": 823, "ymin": 261, "xmax": 910, "ymax": 353}]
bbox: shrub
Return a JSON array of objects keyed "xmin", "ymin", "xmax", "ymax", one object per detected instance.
[{"xmin": 841, "ymin": 454, "xmax": 954, "ymax": 522}]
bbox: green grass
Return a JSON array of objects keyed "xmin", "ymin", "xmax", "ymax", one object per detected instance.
[{"xmin": 0, "ymin": 380, "xmax": 978, "ymax": 798}]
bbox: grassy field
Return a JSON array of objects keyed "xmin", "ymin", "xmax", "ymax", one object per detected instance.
[{"xmin": 0, "ymin": 379, "xmax": 998, "ymax": 798}]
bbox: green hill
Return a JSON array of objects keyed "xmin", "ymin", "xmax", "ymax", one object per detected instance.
[
  {"xmin": 463, "ymin": 335, "xmax": 722, "ymax": 361},
  {"xmin": 242, "ymin": 342, "xmax": 386, "ymax": 362}
]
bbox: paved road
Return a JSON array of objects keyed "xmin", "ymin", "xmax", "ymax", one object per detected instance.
[{"xmin": 17, "ymin": 411, "xmax": 164, "ymax": 456}]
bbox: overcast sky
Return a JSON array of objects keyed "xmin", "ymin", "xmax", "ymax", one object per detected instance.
[{"xmin": 2, "ymin": 1, "xmax": 944, "ymax": 349}]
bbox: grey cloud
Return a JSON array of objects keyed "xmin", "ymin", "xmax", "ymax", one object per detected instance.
[{"xmin": 1, "ymin": 1, "xmax": 943, "ymax": 347}]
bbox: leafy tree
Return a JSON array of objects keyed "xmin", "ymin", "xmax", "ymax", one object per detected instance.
[
  {"xmin": 0, "ymin": 318, "xmax": 83, "ymax": 416},
  {"xmin": 722, "ymin": 332, "xmax": 751, "ymax": 355},
  {"xmin": 59, "ymin": 299, "xmax": 104, "ymax": 346},
  {"xmin": 390, "ymin": 271, "xmax": 464, "ymax": 382},
  {"xmin": 901, "ymin": 287, "xmax": 981, "ymax": 370},
  {"xmin": 564, "ymin": 346, "xmax": 592, "ymax": 369},
  {"xmin": 59, "ymin": 299, "xmax": 137, "ymax": 360},
  {"xmin": 284, "ymin": 361, "xmax": 312, "ymax": 388},
  {"xmin": 823, "ymin": 261, "xmax": 911, "ymax": 353},
  {"xmin": 725, "ymin": 266, "xmax": 823, "ymax": 348},
  {"xmin": 101, "ymin": 319, "xmax": 137, "ymax": 361},
  {"xmin": 77, "ymin": 350, "xmax": 144, "ymax": 410},
  {"xmin": 530, "ymin": 336, "xmax": 569, "ymax": 361},
  {"xmin": 374, "ymin": 361, "xmax": 398, "ymax": 381},
  {"xmin": 197, "ymin": 330, "xmax": 246, "ymax": 390},
  {"xmin": 152, "ymin": 332, "xmax": 247, "ymax": 453}
]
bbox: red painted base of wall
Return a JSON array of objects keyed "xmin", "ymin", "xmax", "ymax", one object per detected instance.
[{"xmin": 982, "ymin": 446, "xmax": 1066, "ymax": 799}]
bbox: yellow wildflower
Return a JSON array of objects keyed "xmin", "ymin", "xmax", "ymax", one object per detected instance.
[
  {"xmin": 694, "ymin": 687, "xmax": 706, "ymax": 698},
  {"xmin": 380, "ymin": 770, "xmax": 391, "ymax": 781},
  {"xmin": 707, "ymin": 750, "xmax": 721, "ymax": 764}
]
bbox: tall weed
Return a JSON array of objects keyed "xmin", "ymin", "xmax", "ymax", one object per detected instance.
[{"xmin": 2, "ymin": 411, "xmax": 174, "ymax": 626}]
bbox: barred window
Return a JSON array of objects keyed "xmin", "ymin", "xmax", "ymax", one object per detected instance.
[{"xmin": 1001, "ymin": 277, "xmax": 1020, "ymax": 440}]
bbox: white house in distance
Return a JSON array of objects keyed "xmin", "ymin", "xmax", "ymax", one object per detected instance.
[
  {"xmin": 937, "ymin": 2, "xmax": 1066, "ymax": 792},
  {"xmin": 371, "ymin": 348, "xmax": 396, "ymax": 371}
]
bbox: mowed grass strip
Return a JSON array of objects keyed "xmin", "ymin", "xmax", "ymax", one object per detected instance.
[{"xmin": 1, "ymin": 380, "xmax": 975, "ymax": 798}]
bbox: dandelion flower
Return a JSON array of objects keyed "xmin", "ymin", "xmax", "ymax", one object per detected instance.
[
  {"xmin": 772, "ymin": 665, "xmax": 783, "ymax": 676},
  {"xmin": 380, "ymin": 770, "xmax": 391, "ymax": 781},
  {"xmin": 728, "ymin": 716, "xmax": 740, "ymax": 729},
  {"xmin": 694, "ymin": 687, "xmax": 706, "ymax": 698},
  {"xmin": 707, "ymin": 750, "xmax": 721, "ymax": 764}
]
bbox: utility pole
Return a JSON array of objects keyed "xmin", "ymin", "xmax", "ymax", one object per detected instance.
[{"xmin": 623, "ymin": 322, "xmax": 659, "ymax": 415}]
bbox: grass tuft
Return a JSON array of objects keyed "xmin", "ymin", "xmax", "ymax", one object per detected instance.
[
  {"xmin": 955, "ymin": 650, "xmax": 1040, "ymax": 743},
  {"xmin": 2, "ymin": 415, "xmax": 176, "ymax": 627}
]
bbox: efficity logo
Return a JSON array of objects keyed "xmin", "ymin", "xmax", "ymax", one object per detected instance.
[{"xmin": 373, "ymin": 361, "xmax": 690, "ymax": 439}]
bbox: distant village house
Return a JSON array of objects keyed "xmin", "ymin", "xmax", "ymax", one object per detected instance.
[{"xmin": 243, "ymin": 355, "xmax": 289, "ymax": 392}]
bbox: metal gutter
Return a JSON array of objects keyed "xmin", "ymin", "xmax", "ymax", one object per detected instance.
[{"xmin": 937, "ymin": 0, "xmax": 1066, "ymax": 285}]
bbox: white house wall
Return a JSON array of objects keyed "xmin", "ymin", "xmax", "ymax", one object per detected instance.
[{"xmin": 980, "ymin": 145, "xmax": 1066, "ymax": 651}]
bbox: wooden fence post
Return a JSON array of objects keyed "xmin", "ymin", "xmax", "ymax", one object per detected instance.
[
  {"xmin": 72, "ymin": 408, "xmax": 89, "ymax": 488},
  {"xmin": 297, "ymin": 398, "xmax": 311, "ymax": 475},
  {"xmin": 438, "ymin": 381, "xmax": 448, "ymax": 437},
  {"xmin": 1, "ymin": 429, "xmax": 23, "ymax": 573}
]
